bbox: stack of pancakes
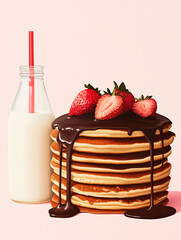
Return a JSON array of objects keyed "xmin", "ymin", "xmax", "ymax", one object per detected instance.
[{"xmin": 50, "ymin": 124, "xmax": 175, "ymax": 213}]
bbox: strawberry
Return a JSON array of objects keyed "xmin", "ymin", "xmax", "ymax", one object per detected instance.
[
  {"xmin": 114, "ymin": 82, "xmax": 135, "ymax": 113},
  {"xmin": 132, "ymin": 95, "xmax": 157, "ymax": 118},
  {"xmin": 103, "ymin": 82, "xmax": 135, "ymax": 113},
  {"xmin": 69, "ymin": 84, "xmax": 101, "ymax": 116},
  {"xmin": 95, "ymin": 90, "xmax": 124, "ymax": 120}
]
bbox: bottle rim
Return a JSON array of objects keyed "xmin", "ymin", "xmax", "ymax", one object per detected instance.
[
  {"xmin": 19, "ymin": 65, "xmax": 44, "ymax": 77},
  {"xmin": 20, "ymin": 65, "xmax": 44, "ymax": 72}
]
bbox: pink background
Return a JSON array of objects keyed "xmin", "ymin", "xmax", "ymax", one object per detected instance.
[{"xmin": 0, "ymin": 0, "xmax": 181, "ymax": 239}]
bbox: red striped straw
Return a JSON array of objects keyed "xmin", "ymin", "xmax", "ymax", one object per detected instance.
[{"xmin": 29, "ymin": 31, "xmax": 34, "ymax": 113}]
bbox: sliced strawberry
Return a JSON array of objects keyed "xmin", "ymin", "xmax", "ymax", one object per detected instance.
[
  {"xmin": 132, "ymin": 95, "xmax": 157, "ymax": 118},
  {"xmin": 69, "ymin": 84, "xmax": 101, "ymax": 116},
  {"xmin": 95, "ymin": 93, "xmax": 124, "ymax": 120}
]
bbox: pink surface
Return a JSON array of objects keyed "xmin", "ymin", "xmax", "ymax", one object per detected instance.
[
  {"xmin": 1, "ymin": 0, "xmax": 181, "ymax": 239},
  {"xmin": 1, "ymin": 192, "xmax": 181, "ymax": 240},
  {"xmin": 167, "ymin": 191, "xmax": 181, "ymax": 213}
]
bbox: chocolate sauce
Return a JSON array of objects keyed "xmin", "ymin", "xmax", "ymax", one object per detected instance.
[
  {"xmin": 49, "ymin": 129, "xmax": 80, "ymax": 218},
  {"xmin": 160, "ymin": 128, "xmax": 164, "ymax": 167},
  {"xmin": 49, "ymin": 111, "xmax": 176, "ymax": 219}
]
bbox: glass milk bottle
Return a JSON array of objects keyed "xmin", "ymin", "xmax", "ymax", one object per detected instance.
[{"xmin": 8, "ymin": 66, "xmax": 55, "ymax": 203}]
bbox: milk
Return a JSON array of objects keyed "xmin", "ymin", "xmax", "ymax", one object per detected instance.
[{"xmin": 8, "ymin": 111, "xmax": 55, "ymax": 203}]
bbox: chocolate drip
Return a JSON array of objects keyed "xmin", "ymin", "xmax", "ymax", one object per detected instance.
[
  {"xmin": 58, "ymin": 141, "xmax": 62, "ymax": 206},
  {"xmin": 160, "ymin": 128, "xmax": 164, "ymax": 167},
  {"xmin": 49, "ymin": 111, "xmax": 176, "ymax": 219},
  {"xmin": 145, "ymin": 130, "xmax": 156, "ymax": 208},
  {"xmin": 124, "ymin": 129, "xmax": 176, "ymax": 219},
  {"xmin": 49, "ymin": 129, "xmax": 80, "ymax": 218}
]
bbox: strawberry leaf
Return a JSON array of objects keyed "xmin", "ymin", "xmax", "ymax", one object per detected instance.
[
  {"xmin": 113, "ymin": 81, "xmax": 130, "ymax": 93},
  {"xmin": 135, "ymin": 95, "xmax": 153, "ymax": 101},
  {"xmin": 113, "ymin": 81, "xmax": 119, "ymax": 90},
  {"xmin": 119, "ymin": 82, "xmax": 127, "ymax": 91},
  {"xmin": 103, "ymin": 88, "xmax": 112, "ymax": 95},
  {"xmin": 84, "ymin": 83, "xmax": 101, "ymax": 95}
]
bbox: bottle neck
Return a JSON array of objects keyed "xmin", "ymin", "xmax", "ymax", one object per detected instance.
[
  {"xmin": 11, "ymin": 65, "xmax": 53, "ymax": 113},
  {"xmin": 19, "ymin": 65, "xmax": 44, "ymax": 81}
]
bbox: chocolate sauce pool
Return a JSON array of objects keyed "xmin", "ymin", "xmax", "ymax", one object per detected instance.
[{"xmin": 48, "ymin": 111, "xmax": 176, "ymax": 219}]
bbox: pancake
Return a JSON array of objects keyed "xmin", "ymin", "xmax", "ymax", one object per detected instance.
[
  {"xmin": 51, "ymin": 145, "xmax": 172, "ymax": 164},
  {"xmin": 49, "ymin": 111, "xmax": 175, "ymax": 217},
  {"xmin": 51, "ymin": 195, "xmax": 169, "ymax": 213},
  {"xmin": 50, "ymin": 131, "xmax": 175, "ymax": 154},
  {"xmin": 51, "ymin": 124, "xmax": 171, "ymax": 140},
  {"xmin": 71, "ymin": 132, "xmax": 175, "ymax": 154},
  {"xmin": 50, "ymin": 198, "xmax": 125, "ymax": 213},
  {"xmin": 51, "ymin": 189, "xmax": 168, "ymax": 210},
  {"xmin": 51, "ymin": 173, "xmax": 170, "ymax": 198},
  {"xmin": 51, "ymin": 161, "xmax": 171, "ymax": 185},
  {"xmin": 51, "ymin": 195, "xmax": 169, "ymax": 214},
  {"xmin": 51, "ymin": 154, "xmax": 168, "ymax": 173}
]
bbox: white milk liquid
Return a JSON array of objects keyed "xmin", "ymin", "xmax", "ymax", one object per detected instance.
[{"xmin": 8, "ymin": 111, "xmax": 55, "ymax": 203}]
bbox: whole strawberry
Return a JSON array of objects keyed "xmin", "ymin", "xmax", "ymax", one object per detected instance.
[
  {"xmin": 69, "ymin": 84, "xmax": 101, "ymax": 116},
  {"xmin": 95, "ymin": 89, "xmax": 124, "ymax": 120},
  {"xmin": 113, "ymin": 82, "xmax": 135, "ymax": 113},
  {"xmin": 132, "ymin": 95, "xmax": 157, "ymax": 118}
]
